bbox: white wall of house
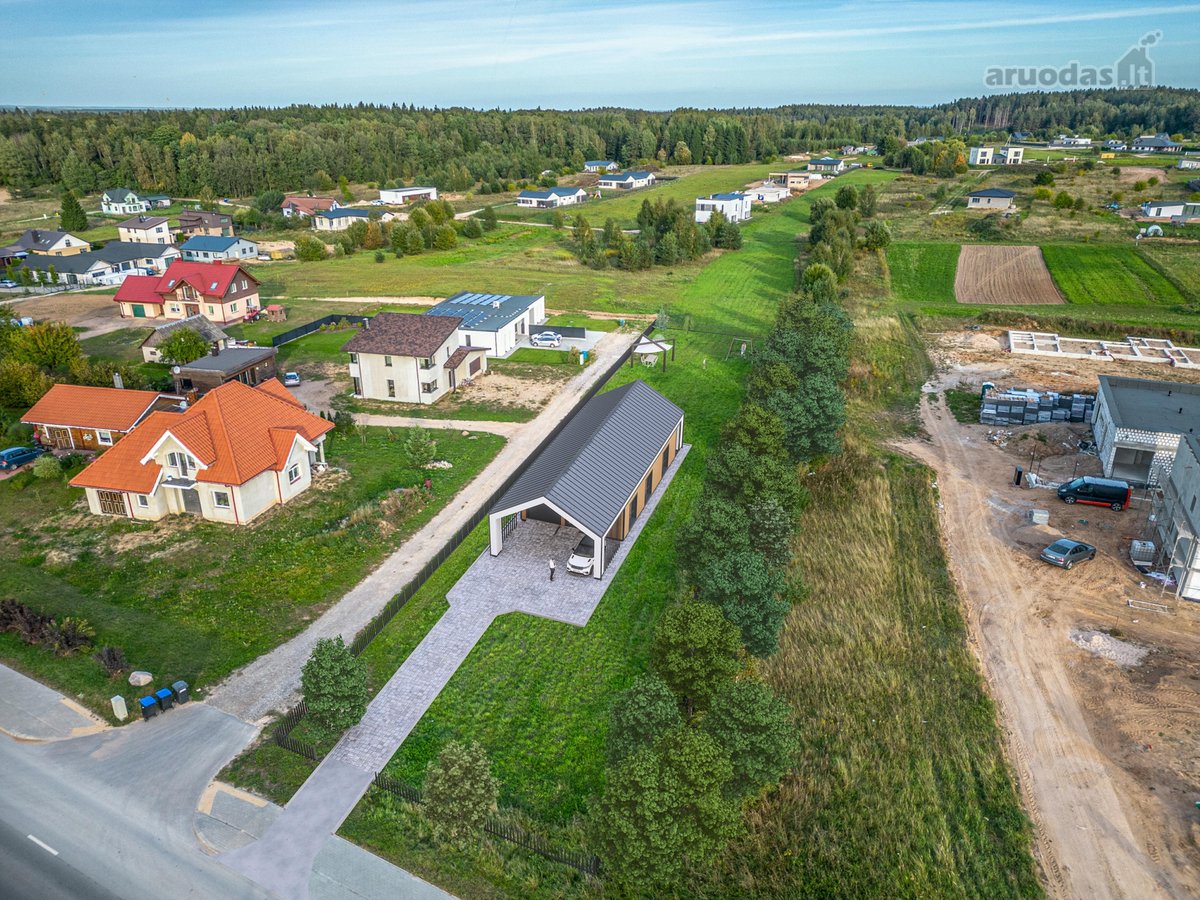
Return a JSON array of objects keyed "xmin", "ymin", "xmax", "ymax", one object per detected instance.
[
  {"xmin": 378, "ymin": 187, "xmax": 438, "ymax": 204},
  {"xmin": 694, "ymin": 195, "xmax": 751, "ymax": 223},
  {"xmin": 1154, "ymin": 437, "xmax": 1200, "ymax": 600},
  {"xmin": 314, "ymin": 215, "xmax": 362, "ymax": 231},
  {"xmin": 1000, "ymin": 147, "xmax": 1025, "ymax": 164},
  {"xmin": 119, "ymin": 222, "xmax": 172, "ymax": 244},
  {"xmin": 182, "ymin": 239, "xmax": 258, "ymax": 261},
  {"xmin": 966, "ymin": 195, "xmax": 1014, "ymax": 209},
  {"xmin": 102, "ymin": 194, "xmax": 150, "ymax": 215},
  {"xmin": 351, "ymin": 331, "xmax": 461, "ymax": 404},
  {"xmin": 968, "ymin": 147, "xmax": 994, "ymax": 165}
]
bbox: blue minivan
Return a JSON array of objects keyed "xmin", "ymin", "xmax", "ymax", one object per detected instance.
[{"xmin": 0, "ymin": 446, "xmax": 46, "ymax": 471}]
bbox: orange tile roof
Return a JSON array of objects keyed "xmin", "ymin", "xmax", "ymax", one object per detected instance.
[
  {"xmin": 22, "ymin": 385, "xmax": 164, "ymax": 432},
  {"xmin": 70, "ymin": 379, "xmax": 333, "ymax": 494}
]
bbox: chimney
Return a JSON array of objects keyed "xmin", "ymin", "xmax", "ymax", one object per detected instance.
[{"xmin": 211, "ymin": 341, "xmax": 221, "ymax": 357}]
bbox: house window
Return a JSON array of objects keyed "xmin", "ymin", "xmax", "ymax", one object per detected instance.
[
  {"xmin": 421, "ymin": 357, "xmax": 435, "ymax": 369},
  {"xmin": 213, "ymin": 490, "xmax": 231, "ymax": 509},
  {"xmin": 240, "ymin": 280, "xmax": 247, "ymax": 290},
  {"xmin": 421, "ymin": 380, "xmax": 438, "ymax": 394},
  {"xmin": 384, "ymin": 355, "xmax": 393, "ymax": 367},
  {"xmin": 207, "ymin": 305, "xmax": 215, "ymax": 315},
  {"xmin": 1192, "ymin": 496, "xmax": 1197, "ymax": 514},
  {"xmin": 96, "ymin": 430, "xmax": 113, "ymax": 446},
  {"xmin": 136, "ymin": 494, "xmax": 150, "ymax": 508},
  {"xmin": 167, "ymin": 451, "xmax": 196, "ymax": 474},
  {"xmin": 387, "ymin": 379, "xmax": 396, "ymax": 398},
  {"xmin": 230, "ymin": 302, "xmax": 238, "ymax": 313},
  {"xmin": 349, "ymin": 352, "xmax": 358, "ymax": 364},
  {"xmin": 287, "ymin": 463, "xmax": 302, "ymax": 484}
]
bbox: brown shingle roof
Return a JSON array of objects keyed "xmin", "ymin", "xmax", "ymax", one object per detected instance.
[
  {"xmin": 443, "ymin": 346, "xmax": 483, "ymax": 369},
  {"xmin": 341, "ymin": 312, "xmax": 462, "ymax": 358}
]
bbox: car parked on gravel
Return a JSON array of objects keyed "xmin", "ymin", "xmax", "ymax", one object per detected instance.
[
  {"xmin": 1039, "ymin": 539, "xmax": 1096, "ymax": 570},
  {"xmin": 530, "ymin": 331, "xmax": 563, "ymax": 348},
  {"xmin": 282, "ymin": 372, "xmax": 302, "ymax": 386}
]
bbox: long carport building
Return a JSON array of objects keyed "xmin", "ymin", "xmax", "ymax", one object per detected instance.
[{"xmin": 487, "ymin": 380, "xmax": 684, "ymax": 579}]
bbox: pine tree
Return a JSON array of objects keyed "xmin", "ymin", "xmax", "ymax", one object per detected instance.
[
  {"xmin": 480, "ymin": 205, "xmax": 498, "ymax": 232},
  {"xmin": 59, "ymin": 190, "xmax": 88, "ymax": 232}
]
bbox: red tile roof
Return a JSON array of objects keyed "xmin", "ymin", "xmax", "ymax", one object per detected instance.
[
  {"xmin": 22, "ymin": 385, "xmax": 165, "ymax": 432},
  {"xmin": 70, "ymin": 379, "xmax": 333, "ymax": 494},
  {"xmin": 114, "ymin": 275, "xmax": 165, "ymax": 306},
  {"xmin": 157, "ymin": 260, "xmax": 259, "ymax": 299}
]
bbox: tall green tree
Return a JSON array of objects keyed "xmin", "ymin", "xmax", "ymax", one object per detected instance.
[
  {"xmin": 703, "ymin": 679, "xmax": 797, "ymax": 798},
  {"xmin": 423, "ymin": 740, "xmax": 498, "ymax": 845},
  {"xmin": 10, "ymin": 321, "xmax": 82, "ymax": 372},
  {"xmin": 479, "ymin": 205, "xmax": 498, "ymax": 231},
  {"xmin": 606, "ymin": 672, "xmax": 682, "ymax": 765},
  {"xmin": 293, "ymin": 234, "xmax": 327, "ymax": 261},
  {"xmin": 433, "ymin": 224, "xmax": 457, "ymax": 250},
  {"xmin": 59, "ymin": 190, "xmax": 88, "ymax": 232},
  {"xmin": 157, "ymin": 327, "xmax": 209, "ymax": 364},
  {"xmin": 300, "ymin": 636, "xmax": 366, "ymax": 735},
  {"xmin": 651, "ymin": 602, "xmax": 742, "ymax": 717}
]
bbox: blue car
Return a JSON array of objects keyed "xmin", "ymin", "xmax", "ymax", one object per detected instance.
[{"xmin": 0, "ymin": 446, "xmax": 46, "ymax": 470}]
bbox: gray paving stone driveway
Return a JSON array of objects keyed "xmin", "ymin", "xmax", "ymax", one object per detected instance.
[{"xmin": 223, "ymin": 446, "xmax": 690, "ymax": 899}]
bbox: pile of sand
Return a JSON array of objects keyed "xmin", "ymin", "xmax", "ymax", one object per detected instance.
[{"xmin": 1069, "ymin": 629, "xmax": 1148, "ymax": 667}]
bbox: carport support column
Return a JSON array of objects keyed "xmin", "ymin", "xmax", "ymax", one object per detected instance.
[
  {"xmin": 489, "ymin": 514, "xmax": 503, "ymax": 557},
  {"xmin": 592, "ymin": 530, "xmax": 604, "ymax": 580}
]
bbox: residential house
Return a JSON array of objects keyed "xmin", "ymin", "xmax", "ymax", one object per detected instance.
[
  {"xmin": 176, "ymin": 210, "xmax": 234, "ymax": 238},
  {"xmin": 1104, "ymin": 139, "xmax": 1128, "ymax": 151},
  {"xmin": 1151, "ymin": 434, "xmax": 1200, "ymax": 601},
  {"xmin": 751, "ymin": 182, "xmax": 790, "ymax": 204},
  {"xmin": 997, "ymin": 146, "xmax": 1025, "ymax": 165},
  {"xmin": 140, "ymin": 315, "xmax": 230, "ymax": 363},
  {"xmin": 487, "ymin": 379, "xmax": 684, "ymax": 580},
  {"xmin": 1140, "ymin": 200, "xmax": 1200, "ymax": 221},
  {"xmin": 584, "ymin": 160, "xmax": 619, "ymax": 173},
  {"xmin": 342, "ymin": 312, "xmax": 487, "ymax": 404},
  {"xmin": 425, "ymin": 291, "xmax": 547, "ymax": 357},
  {"xmin": 807, "ymin": 156, "xmax": 846, "ymax": 174},
  {"xmin": 144, "ymin": 194, "xmax": 171, "ymax": 209},
  {"xmin": 516, "ymin": 187, "xmax": 588, "ymax": 209},
  {"xmin": 1009, "ymin": 132, "xmax": 1032, "ymax": 142},
  {"xmin": 1055, "ymin": 135, "xmax": 1093, "ymax": 148},
  {"xmin": 1177, "ymin": 156, "xmax": 1200, "ymax": 171},
  {"xmin": 281, "ymin": 196, "xmax": 339, "ymax": 218},
  {"xmin": 313, "ymin": 208, "xmax": 370, "ymax": 231},
  {"xmin": 968, "ymin": 147, "xmax": 994, "ymax": 166},
  {"xmin": 117, "ymin": 216, "xmax": 172, "ymax": 244},
  {"xmin": 0, "ymin": 229, "xmax": 90, "ymax": 265},
  {"xmin": 180, "ymin": 235, "xmax": 259, "ymax": 261},
  {"xmin": 1092, "ymin": 375, "xmax": 1200, "ymax": 486},
  {"xmin": 767, "ymin": 170, "xmax": 821, "ymax": 190},
  {"xmin": 1132, "ymin": 133, "xmax": 1183, "ymax": 153},
  {"xmin": 377, "ymin": 186, "xmax": 438, "ymax": 204},
  {"xmin": 694, "ymin": 192, "xmax": 751, "ymax": 224},
  {"xmin": 597, "ymin": 171, "xmax": 656, "ymax": 191},
  {"xmin": 966, "ymin": 188, "xmax": 1016, "ymax": 210},
  {"xmin": 69, "ymin": 379, "xmax": 333, "ymax": 525},
  {"xmin": 101, "ymin": 188, "xmax": 150, "ymax": 215},
  {"xmin": 173, "ymin": 345, "xmax": 278, "ymax": 394},
  {"xmin": 20, "ymin": 241, "xmax": 180, "ymax": 286},
  {"xmin": 113, "ymin": 260, "xmax": 261, "ymax": 324},
  {"xmin": 22, "ymin": 384, "xmax": 178, "ymax": 451}
]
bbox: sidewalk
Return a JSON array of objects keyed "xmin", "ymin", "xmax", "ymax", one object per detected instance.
[
  {"xmin": 197, "ymin": 781, "xmax": 449, "ymax": 900},
  {"xmin": 206, "ymin": 327, "xmax": 641, "ymax": 724},
  {"xmin": 0, "ymin": 664, "xmax": 108, "ymax": 741}
]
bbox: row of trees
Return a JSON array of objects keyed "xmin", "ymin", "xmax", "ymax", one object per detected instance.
[
  {"xmin": 294, "ymin": 202, "xmax": 499, "ymax": 262},
  {"xmin": 4, "ymin": 90, "xmax": 1191, "ymax": 196},
  {"xmin": 799, "ymin": 182, "xmax": 888, "ymax": 286},
  {"xmin": 571, "ymin": 199, "xmax": 741, "ymax": 270},
  {"xmin": 591, "ymin": 282, "xmax": 853, "ymax": 891},
  {"xmin": 0, "ymin": 320, "xmax": 150, "ymax": 409}
]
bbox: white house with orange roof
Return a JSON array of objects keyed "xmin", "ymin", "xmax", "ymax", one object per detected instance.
[{"xmin": 69, "ymin": 379, "xmax": 333, "ymax": 524}]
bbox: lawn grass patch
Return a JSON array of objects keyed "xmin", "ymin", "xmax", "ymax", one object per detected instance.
[
  {"xmin": 1042, "ymin": 244, "xmax": 1188, "ymax": 307},
  {"xmin": 79, "ymin": 327, "xmax": 154, "ymax": 365},
  {"xmin": 504, "ymin": 347, "xmax": 576, "ymax": 365},
  {"xmin": 544, "ymin": 314, "xmax": 627, "ymax": 332},
  {"xmin": 275, "ymin": 326, "xmax": 362, "ymax": 369},
  {"xmin": 886, "ymin": 242, "xmax": 960, "ymax": 303},
  {"xmin": 945, "ymin": 388, "xmax": 983, "ymax": 423},
  {"xmin": 0, "ymin": 427, "xmax": 503, "ymax": 718}
]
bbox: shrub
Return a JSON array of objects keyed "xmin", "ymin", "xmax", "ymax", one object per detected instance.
[
  {"xmin": 31, "ymin": 454, "xmax": 62, "ymax": 479},
  {"xmin": 423, "ymin": 740, "xmax": 499, "ymax": 845},
  {"xmin": 301, "ymin": 636, "xmax": 367, "ymax": 735}
]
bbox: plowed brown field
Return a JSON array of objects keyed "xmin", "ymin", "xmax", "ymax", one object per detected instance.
[{"xmin": 954, "ymin": 244, "xmax": 1064, "ymax": 305}]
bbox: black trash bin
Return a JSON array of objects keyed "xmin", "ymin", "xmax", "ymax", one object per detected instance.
[
  {"xmin": 154, "ymin": 687, "xmax": 174, "ymax": 711},
  {"xmin": 139, "ymin": 696, "xmax": 159, "ymax": 721},
  {"xmin": 171, "ymin": 680, "xmax": 189, "ymax": 704}
]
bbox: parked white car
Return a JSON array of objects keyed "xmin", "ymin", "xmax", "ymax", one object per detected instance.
[{"xmin": 530, "ymin": 331, "xmax": 563, "ymax": 348}]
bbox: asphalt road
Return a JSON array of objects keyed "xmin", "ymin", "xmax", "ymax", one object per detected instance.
[{"xmin": 0, "ymin": 703, "xmax": 267, "ymax": 899}]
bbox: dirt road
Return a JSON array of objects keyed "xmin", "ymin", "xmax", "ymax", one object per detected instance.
[{"xmin": 901, "ymin": 393, "xmax": 1199, "ymax": 899}]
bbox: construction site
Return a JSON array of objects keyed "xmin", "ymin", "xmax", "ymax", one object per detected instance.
[{"xmin": 905, "ymin": 325, "xmax": 1200, "ymax": 897}]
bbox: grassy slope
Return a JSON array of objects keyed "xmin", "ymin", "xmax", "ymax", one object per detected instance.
[
  {"xmin": 0, "ymin": 428, "xmax": 503, "ymax": 717},
  {"xmin": 886, "ymin": 242, "xmax": 960, "ymax": 304}
]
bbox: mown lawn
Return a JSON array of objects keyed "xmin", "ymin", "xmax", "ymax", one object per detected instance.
[
  {"xmin": 0, "ymin": 427, "xmax": 503, "ymax": 718},
  {"xmin": 79, "ymin": 327, "xmax": 154, "ymax": 364},
  {"xmin": 886, "ymin": 241, "xmax": 960, "ymax": 303},
  {"xmin": 1042, "ymin": 244, "xmax": 1189, "ymax": 307}
]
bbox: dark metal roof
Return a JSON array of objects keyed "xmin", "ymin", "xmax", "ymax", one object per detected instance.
[
  {"xmin": 1099, "ymin": 375, "xmax": 1200, "ymax": 434},
  {"xmin": 177, "ymin": 346, "xmax": 277, "ymax": 374},
  {"xmin": 968, "ymin": 188, "xmax": 1017, "ymax": 198},
  {"xmin": 490, "ymin": 379, "xmax": 684, "ymax": 536},
  {"xmin": 426, "ymin": 291, "xmax": 542, "ymax": 332}
]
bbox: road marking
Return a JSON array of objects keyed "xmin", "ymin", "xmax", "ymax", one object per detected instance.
[{"xmin": 27, "ymin": 834, "xmax": 59, "ymax": 856}]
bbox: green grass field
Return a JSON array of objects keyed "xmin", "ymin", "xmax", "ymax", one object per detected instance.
[
  {"xmin": 79, "ymin": 327, "xmax": 154, "ymax": 364},
  {"xmin": 886, "ymin": 242, "xmax": 960, "ymax": 303},
  {"xmin": 0, "ymin": 427, "xmax": 503, "ymax": 717},
  {"xmin": 1042, "ymin": 244, "xmax": 1189, "ymax": 306}
]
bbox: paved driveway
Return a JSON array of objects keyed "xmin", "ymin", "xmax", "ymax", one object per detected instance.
[{"xmin": 0, "ymin": 664, "xmax": 107, "ymax": 740}]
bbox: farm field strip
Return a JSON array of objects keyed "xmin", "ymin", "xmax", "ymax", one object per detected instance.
[
  {"xmin": 954, "ymin": 245, "xmax": 1063, "ymax": 305},
  {"xmin": 1042, "ymin": 244, "xmax": 1190, "ymax": 307}
]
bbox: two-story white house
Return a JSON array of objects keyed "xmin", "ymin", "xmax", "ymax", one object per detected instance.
[
  {"xmin": 70, "ymin": 379, "xmax": 333, "ymax": 525},
  {"xmin": 597, "ymin": 171, "xmax": 656, "ymax": 191},
  {"xmin": 584, "ymin": 160, "xmax": 619, "ymax": 173},
  {"xmin": 968, "ymin": 147, "xmax": 994, "ymax": 166},
  {"xmin": 1092, "ymin": 375, "xmax": 1200, "ymax": 486},
  {"xmin": 343, "ymin": 312, "xmax": 487, "ymax": 404},
  {"xmin": 118, "ymin": 215, "xmax": 173, "ymax": 244},
  {"xmin": 694, "ymin": 192, "xmax": 751, "ymax": 224},
  {"xmin": 101, "ymin": 188, "xmax": 151, "ymax": 215},
  {"xmin": 425, "ymin": 291, "xmax": 547, "ymax": 357}
]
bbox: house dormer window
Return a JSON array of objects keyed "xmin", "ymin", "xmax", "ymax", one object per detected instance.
[{"xmin": 167, "ymin": 451, "xmax": 196, "ymax": 474}]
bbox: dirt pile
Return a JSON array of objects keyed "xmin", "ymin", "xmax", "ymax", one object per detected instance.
[{"xmin": 1069, "ymin": 629, "xmax": 1149, "ymax": 667}]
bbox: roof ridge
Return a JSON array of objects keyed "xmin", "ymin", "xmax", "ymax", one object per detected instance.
[{"xmin": 546, "ymin": 382, "xmax": 637, "ymax": 486}]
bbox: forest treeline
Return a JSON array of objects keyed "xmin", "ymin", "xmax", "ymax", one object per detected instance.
[{"xmin": 0, "ymin": 88, "xmax": 1195, "ymax": 197}]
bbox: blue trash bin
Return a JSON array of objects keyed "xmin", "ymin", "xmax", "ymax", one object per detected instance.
[
  {"xmin": 154, "ymin": 687, "xmax": 174, "ymax": 711},
  {"xmin": 139, "ymin": 696, "xmax": 159, "ymax": 721}
]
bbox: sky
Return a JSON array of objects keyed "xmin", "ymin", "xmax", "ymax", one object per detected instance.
[{"xmin": 2, "ymin": 0, "xmax": 1198, "ymax": 109}]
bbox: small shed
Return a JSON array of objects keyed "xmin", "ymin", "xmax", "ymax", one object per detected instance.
[{"xmin": 266, "ymin": 304, "xmax": 287, "ymax": 322}]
